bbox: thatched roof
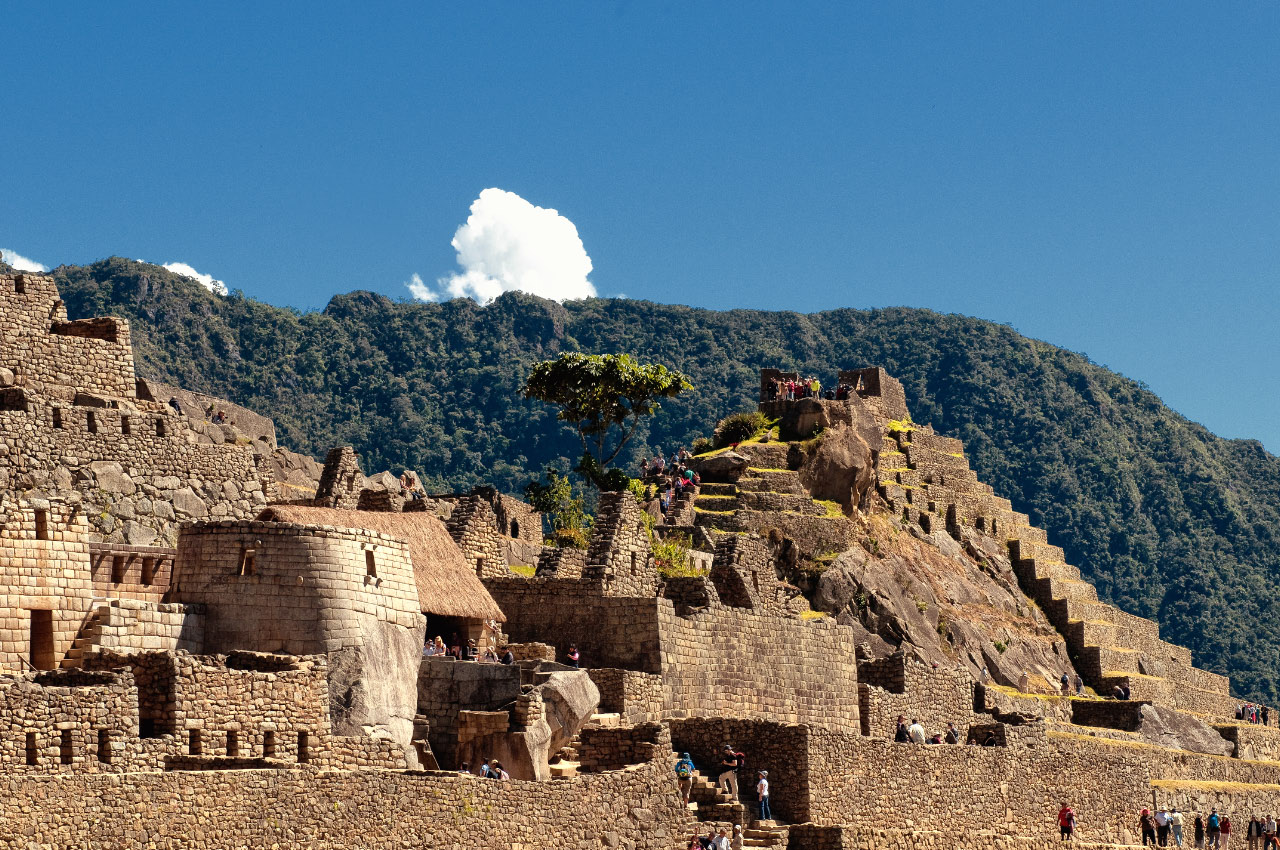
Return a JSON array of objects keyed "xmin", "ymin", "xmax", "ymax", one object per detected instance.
[{"xmin": 255, "ymin": 506, "xmax": 505, "ymax": 621}]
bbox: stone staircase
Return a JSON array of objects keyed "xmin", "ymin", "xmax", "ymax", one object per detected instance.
[
  {"xmin": 875, "ymin": 418, "xmax": 1242, "ymax": 721},
  {"xmin": 673, "ymin": 754, "xmax": 788, "ymax": 847},
  {"xmin": 60, "ymin": 605, "xmax": 105, "ymax": 668}
]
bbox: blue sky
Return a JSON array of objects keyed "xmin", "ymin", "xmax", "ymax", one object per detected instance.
[{"xmin": 3, "ymin": 4, "xmax": 1279, "ymax": 449}]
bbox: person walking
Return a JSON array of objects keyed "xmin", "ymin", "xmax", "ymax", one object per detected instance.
[
  {"xmin": 1195, "ymin": 814, "xmax": 1206, "ymax": 849},
  {"xmin": 674, "ymin": 752, "xmax": 695, "ymax": 806},
  {"xmin": 756, "ymin": 770, "xmax": 772, "ymax": 822},
  {"xmin": 718, "ymin": 745, "xmax": 741, "ymax": 798},
  {"xmin": 1171, "ymin": 809, "xmax": 1184, "ymax": 847},
  {"xmin": 1248, "ymin": 816, "xmax": 1261, "ymax": 850},
  {"xmin": 1222, "ymin": 815, "xmax": 1233, "ymax": 850},
  {"xmin": 1058, "ymin": 803, "xmax": 1077, "ymax": 841},
  {"xmin": 1208, "ymin": 810, "xmax": 1222, "ymax": 849},
  {"xmin": 1157, "ymin": 808, "xmax": 1170, "ymax": 846}
]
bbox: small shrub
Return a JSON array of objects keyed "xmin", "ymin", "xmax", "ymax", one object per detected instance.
[
  {"xmin": 915, "ymin": 599, "xmax": 928, "ymax": 614},
  {"xmin": 712, "ymin": 410, "xmax": 769, "ymax": 449},
  {"xmin": 691, "ymin": 437, "xmax": 714, "ymax": 455},
  {"xmin": 652, "ymin": 533, "xmax": 702, "ymax": 578},
  {"xmin": 994, "ymin": 640, "xmax": 1008, "ymax": 654}
]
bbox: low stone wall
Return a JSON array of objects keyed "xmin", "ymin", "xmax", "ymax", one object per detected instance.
[
  {"xmin": 670, "ymin": 717, "xmax": 810, "ymax": 820},
  {"xmin": 786, "ymin": 826, "xmax": 1139, "ymax": 850},
  {"xmin": 589, "ymin": 667, "xmax": 664, "ymax": 723},
  {"xmin": 0, "ymin": 755, "xmax": 692, "ymax": 849},
  {"xmin": 578, "ymin": 721, "xmax": 668, "ymax": 773},
  {"xmin": 88, "ymin": 598, "xmax": 204, "ymax": 657},
  {"xmin": 1216, "ymin": 723, "xmax": 1280, "ymax": 761},
  {"xmin": 858, "ymin": 655, "xmax": 976, "ymax": 738}
]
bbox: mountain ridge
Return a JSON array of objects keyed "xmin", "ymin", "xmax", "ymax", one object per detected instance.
[{"xmin": 44, "ymin": 256, "xmax": 1280, "ymax": 704}]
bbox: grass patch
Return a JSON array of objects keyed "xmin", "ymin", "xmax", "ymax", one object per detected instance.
[
  {"xmin": 815, "ymin": 499, "xmax": 844, "ymax": 518},
  {"xmin": 508, "ymin": 564, "xmax": 536, "ymax": 577},
  {"xmin": 693, "ymin": 507, "xmax": 734, "ymax": 515},
  {"xmin": 799, "ymin": 610, "xmax": 826, "ymax": 620}
]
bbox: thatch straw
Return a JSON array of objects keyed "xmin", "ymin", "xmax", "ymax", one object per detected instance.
[{"xmin": 255, "ymin": 506, "xmax": 504, "ymax": 621}]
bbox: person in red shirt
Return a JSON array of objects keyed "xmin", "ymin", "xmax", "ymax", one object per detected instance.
[{"xmin": 1058, "ymin": 804, "xmax": 1077, "ymax": 840}]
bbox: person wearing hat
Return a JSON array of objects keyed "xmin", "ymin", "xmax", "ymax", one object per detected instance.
[
  {"xmin": 1140, "ymin": 809, "xmax": 1157, "ymax": 847},
  {"xmin": 674, "ymin": 752, "xmax": 695, "ymax": 805},
  {"xmin": 718, "ymin": 745, "xmax": 742, "ymax": 797},
  {"xmin": 730, "ymin": 824, "xmax": 743, "ymax": 850},
  {"xmin": 756, "ymin": 770, "xmax": 771, "ymax": 822}
]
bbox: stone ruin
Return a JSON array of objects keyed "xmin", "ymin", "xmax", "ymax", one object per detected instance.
[{"xmin": 3, "ymin": 270, "xmax": 1280, "ymax": 848}]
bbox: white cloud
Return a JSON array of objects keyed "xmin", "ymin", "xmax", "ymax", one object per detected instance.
[
  {"xmin": 1, "ymin": 249, "xmax": 49, "ymax": 272},
  {"xmin": 161, "ymin": 261, "xmax": 229, "ymax": 296},
  {"xmin": 407, "ymin": 188, "xmax": 596, "ymax": 304}
]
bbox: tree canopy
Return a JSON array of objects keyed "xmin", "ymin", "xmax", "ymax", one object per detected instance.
[{"xmin": 523, "ymin": 352, "xmax": 692, "ymax": 490}]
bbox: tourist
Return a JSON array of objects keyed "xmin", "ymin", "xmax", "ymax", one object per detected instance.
[
  {"xmin": 894, "ymin": 715, "xmax": 910, "ymax": 743},
  {"xmin": 458, "ymin": 761, "xmax": 470, "ymax": 774},
  {"xmin": 1265, "ymin": 707, "xmax": 1271, "ymax": 726},
  {"xmin": 1264, "ymin": 815, "xmax": 1276, "ymax": 848},
  {"xmin": 1222, "ymin": 814, "xmax": 1232, "ymax": 849},
  {"xmin": 479, "ymin": 759, "xmax": 492, "ymax": 778},
  {"xmin": 756, "ymin": 770, "xmax": 771, "ymax": 821},
  {"xmin": 1172, "ymin": 809, "xmax": 1184, "ymax": 847},
  {"xmin": 1060, "ymin": 672, "xmax": 1070, "ymax": 695},
  {"xmin": 463, "ymin": 638, "xmax": 478, "ymax": 660},
  {"xmin": 674, "ymin": 752, "xmax": 695, "ymax": 804},
  {"xmin": 944, "ymin": 722, "xmax": 960, "ymax": 744},
  {"xmin": 980, "ymin": 666, "xmax": 991, "ymax": 684},
  {"xmin": 499, "ymin": 645, "xmax": 514, "ymax": 665},
  {"xmin": 907, "ymin": 718, "xmax": 926, "ymax": 744},
  {"xmin": 1058, "ymin": 803, "xmax": 1076, "ymax": 841},
  {"xmin": 1157, "ymin": 808, "xmax": 1170, "ymax": 846},
  {"xmin": 731, "ymin": 824, "xmax": 744, "ymax": 850},
  {"xmin": 1248, "ymin": 816, "xmax": 1262, "ymax": 850},
  {"xmin": 1146, "ymin": 809, "xmax": 1167, "ymax": 844},
  {"xmin": 713, "ymin": 828, "xmax": 731, "ymax": 849},
  {"xmin": 168, "ymin": 397, "xmax": 183, "ymax": 416},
  {"xmin": 566, "ymin": 644, "xmax": 580, "ymax": 668},
  {"xmin": 1075, "ymin": 673, "xmax": 1085, "ymax": 696},
  {"xmin": 490, "ymin": 760, "xmax": 509, "ymax": 780},
  {"xmin": 718, "ymin": 745, "xmax": 742, "ymax": 797},
  {"xmin": 1208, "ymin": 810, "xmax": 1221, "ymax": 849},
  {"xmin": 448, "ymin": 634, "xmax": 462, "ymax": 659},
  {"xmin": 398, "ymin": 470, "xmax": 415, "ymax": 495},
  {"xmin": 1195, "ymin": 814, "xmax": 1206, "ymax": 849},
  {"xmin": 1019, "ymin": 671, "xmax": 1031, "ymax": 693}
]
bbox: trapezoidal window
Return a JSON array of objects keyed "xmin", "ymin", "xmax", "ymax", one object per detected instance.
[
  {"xmin": 188, "ymin": 729, "xmax": 202, "ymax": 756},
  {"xmin": 297, "ymin": 731, "xmax": 310, "ymax": 763},
  {"xmin": 237, "ymin": 548, "xmax": 256, "ymax": 576},
  {"xmin": 262, "ymin": 729, "xmax": 276, "ymax": 758},
  {"xmin": 120, "ymin": 415, "xmax": 130, "ymax": 436},
  {"xmin": 111, "ymin": 556, "xmax": 126, "ymax": 584},
  {"xmin": 365, "ymin": 549, "xmax": 377, "ymax": 579},
  {"xmin": 510, "ymin": 519, "xmax": 519, "ymax": 538},
  {"xmin": 226, "ymin": 730, "xmax": 239, "ymax": 758},
  {"xmin": 86, "ymin": 410, "xmax": 97, "ymax": 434},
  {"xmin": 155, "ymin": 419, "xmax": 166, "ymax": 437},
  {"xmin": 34, "ymin": 510, "xmax": 49, "ymax": 540},
  {"xmin": 476, "ymin": 558, "xmax": 484, "ymax": 578},
  {"xmin": 59, "ymin": 730, "xmax": 73, "ymax": 765},
  {"xmin": 25, "ymin": 732, "xmax": 37, "ymax": 765},
  {"xmin": 14, "ymin": 276, "xmax": 25, "ymax": 294},
  {"xmin": 51, "ymin": 407, "xmax": 62, "ymax": 429},
  {"xmin": 141, "ymin": 558, "xmax": 155, "ymax": 586}
]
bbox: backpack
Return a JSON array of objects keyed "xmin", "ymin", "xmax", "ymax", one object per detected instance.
[
  {"xmin": 676, "ymin": 761, "xmax": 692, "ymax": 779},
  {"xmin": 1210, "ymin": 814, "xmax": 1220, "ymax": 830}
]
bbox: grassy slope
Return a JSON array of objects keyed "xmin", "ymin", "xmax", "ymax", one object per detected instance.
[{"xmin": 50, "ymin": 258, "xmax": 1280, "ymax": 703}]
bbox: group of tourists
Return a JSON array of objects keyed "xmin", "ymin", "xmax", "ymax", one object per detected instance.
[
  {"xmin": 1237, "ymin": 703, "xmax": 1270, "ymax": 725},
  {"xmin": 674, "ymin": 744, "xmax": 771, "ymax": 836},
  {"xmin": 762, "ymin": 376, "xmax": 862, "ymax": 403},
  {"xmin": 422, "ymin": 634, "xmax": 515, "ymax": 665},
  {"xmin": 686, "ymin": 825, "xmax": 744, "ymax": 849},
  {"xmin": 893, "ymin": 715, "xmax": 964, "ymax": 745},
  {"xmin": 458, "ymin": 759, "xmax": 509, "ymax": 781},
  {"xmin": 1056, "ymin": 805, "xmax": 1264, "ymax": 847},
  {"xmin": 640, "ymin": 450, "xmax": 700, "ymax": 516}
]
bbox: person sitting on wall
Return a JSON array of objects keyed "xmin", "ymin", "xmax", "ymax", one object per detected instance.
[
  {"xmin": 204, "ymin": 402, "xmax": 215, "ymax": 420},
  {"xmin": 499, "ymin": 645, "xmax": 514, "ymax": 665},
  {"xmin": 463, "ymin": 638, "xmax": 478, "ymax": 661},
  {"xmin": 944, "ymin": 722, "xmax": 961, "ymax": 744},
  {"xmin": 168, "ymin": 397, "xmax": 183, "ymax": 416},
  {"xmin": 565, "ymin": 644, "xmax": 579, "ymax": 668},
  {"xmin": 718, "ymin": 745, "xmax": 742, "ymax": 797},
  {"xmin": 907, "ymin": 718, "xmax": 926, "ymax": 744},
  {"xmin": 490, "ymin": 760, "xmax": 509, "ymax": 780},
  {"xmin": 399, "ymin": 470, "xmax": 415, "ymax": 495}
]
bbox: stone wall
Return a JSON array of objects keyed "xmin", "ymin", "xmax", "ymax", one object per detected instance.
[
  {"xmin": 83, "ymin": 598, "xmax": 204, "ymax": 658},
  {"xmin": 584, "ymin": 492, "xmax": 658, "ymax": 597},
  {"xmin": 0, "ymin": 272, "xmax": 136, "ymax": 400},
  {"xmin": 0, "ymin": 500, "xmax": 93, "ymax": 671},
  {"xmin": 857, "ymin": 654, "xmax": 978, "ymax": 739},
  {"xmin": 88, "ymin": 541, "xmax": 176, "ymax": 602},
  {"xmin": 578, "ymin": 721, "xmax": 669, "ymax": 773},
  {"xmin": 445, "ymin": 495, "xmax": 509, "ymax": 579},
  {"xmin": 588, "ymin": 667, "xmax": 665, "ymax": 723},
  {"xmin": 417, "ymin": 655, "xmax": 521, "ymax": 768},
  {"xmin": 670, "ymin": 717, "xmax": 811, "ymax": 820},
  {"xmin": 0, "ymin": 754, "xmax": 693, "ymax": 850}
]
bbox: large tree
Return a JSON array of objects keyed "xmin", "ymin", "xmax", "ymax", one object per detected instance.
[{"xmin": 523, "ymin": 352, "xmax": 693, "ymax": 490}]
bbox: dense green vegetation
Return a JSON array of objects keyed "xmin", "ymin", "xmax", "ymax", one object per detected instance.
[{"xmin": 52, "ymin": 258, "xmax": 1280, "ymax": 703}]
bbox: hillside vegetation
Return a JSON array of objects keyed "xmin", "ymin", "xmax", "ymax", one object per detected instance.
[{"xmin": 52, "ymin": 258, "xmax": 1280, "ymax": 704}]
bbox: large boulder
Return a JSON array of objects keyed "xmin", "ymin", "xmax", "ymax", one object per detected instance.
[
  {"xmin": 1137, "ymin": 704, "xmax": 1233, "ymax": 756},
  {"xmin": 797, "ymin": 423, "xmax": 874, "ymax": 510},
  {"xmin": 691, "ymin": 451, "xmax": 749, "ymax": 482},
  {"xmin": 780, "ymin": 398, "xmax": 830, "ymax": 441}
]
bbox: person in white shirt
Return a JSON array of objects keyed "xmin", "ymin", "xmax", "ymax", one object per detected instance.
[
  {"xmin": 907, "ymin": 719, "xmax": 926, "ymax": 744},
  {"xmin": 756, "ymin": 771, "xmax": 772, "ymax": 821}
]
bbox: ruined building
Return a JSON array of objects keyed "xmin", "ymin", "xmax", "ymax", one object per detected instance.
[{"xmin": 4, "ymin": 267, "xmax": 1280, "ymax": 848}]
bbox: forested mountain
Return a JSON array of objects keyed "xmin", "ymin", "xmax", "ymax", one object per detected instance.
[{"xmin": 51, "ymin": 258, "xmax": 1280, "ymax": 703}]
